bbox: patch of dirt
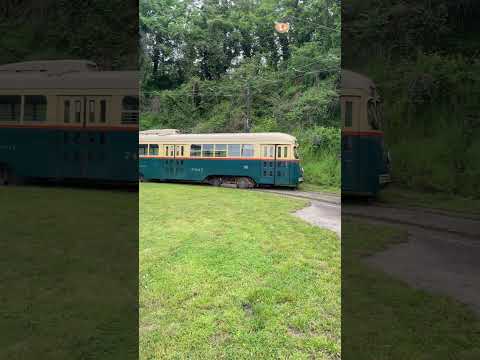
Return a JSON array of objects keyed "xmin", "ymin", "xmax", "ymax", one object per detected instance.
[
  {"xmin": 242, "ymin": 302, "xmax": 253, "ymax": 317},
  {"xmin": 211, "ymin": 331, "xmax": 230, "ymax": 345},
  {"xmin": 287, "ymin": 326, "xmax": 305, "ymax": 338},
  {"xmin": 364, "ymin": 225, "xmax": 480, "ymax": 315}
]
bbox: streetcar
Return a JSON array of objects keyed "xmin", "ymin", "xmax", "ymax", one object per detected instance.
[
  {"xmin": 139, "ymin": 132, "xmax": 304, "ymax": 188},
  {"xmin": 0, "ymin": 60, "xmax": 138, "ymax": 184},
  {"xmin": 341, "ymin": 69, "xmax": 391, "ymax": 196}
]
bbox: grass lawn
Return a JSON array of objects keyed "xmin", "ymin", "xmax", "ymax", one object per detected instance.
[
  {"xmin": 299, "ymin": 182, "xmax": 340, "ymax": 195},
  {"xmin": 0, "ymin": 186, "xmax": 138, "ymax": 359},
  {"xmin": 342, "ymin": 219, "xmax": 480, "ymax": 359},
  {"xmin": 301, "ymin": 154, "xmax": 340, "ymax": 195},
  {"xmin": 140, "ymin": 183, "xmax": 340, "ymax": 359},
  {"xmin": 378, "ymin": 185, "xmax": 480, "ymax": 217}
]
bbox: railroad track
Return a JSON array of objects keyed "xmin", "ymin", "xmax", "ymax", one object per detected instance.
[
  {"xmin": 343, "ymin": 202, "xmax": 480, "ymax": 240},
  {"xmin": 252, "ymin": 188, "xmax": 341, "ymax": 205},
  {"xmin": 255, "ymin": 189, "xmax": 479, "ymax": 239}
]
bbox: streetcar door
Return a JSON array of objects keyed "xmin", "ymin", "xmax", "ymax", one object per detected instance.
[
  {"xmin": 341, "ymin": 96, "xmax": 361, "ymax": 192},
  {"xmin": 164, "ymin": 144, "xmax": 175, "ymax": 178},
  {"xmin": 174, "ymin": 144, "xmax": 186, "ymax": 179},
  {"xmin": 274, "ymin": 144, "xmax": 290, "ymax": 186},
  {"xmin": 58, "ymin": 96, "xmax": 85, "ymax": 178},
  {"xmin": 260, "ymin": 145, "xmax": 275, "ymax": 185},
  {"xmin": 84, "ymin": 96, "xmax": 111, "ymax": 179}
]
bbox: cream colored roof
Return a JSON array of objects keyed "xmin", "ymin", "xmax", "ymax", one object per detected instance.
[
  {"xmin": 139, "ymin": 129, "xmax": 180, "ymax": 136},
  {"xmin": 140, "ymin": 132, "xmax": 297, "ymax": 144},
  {"xmin": 0, "ymin": 60, "xmax": 98, "ymax": 73},
  {"xmin": 0, "ymin": 70, "xmax": 138, "ymax": 90},
  {"xmin": 341, "ymin": 69, "xmax": 376, "ymax": 91}
]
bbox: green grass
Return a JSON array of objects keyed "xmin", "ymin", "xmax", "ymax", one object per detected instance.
[
  {"xmin": 140, "ymin": 183, "xmax": 340, "ymax": 359},
  {"xmin": 0, "ymin": 186, "xmax": 138, "ymax": 359},
  {"xmin": 301, "ymin": 153, "xmax": 340, "ymax": 193},
  {"xmin": 343, "ymin": 219, "xmax": 480, "ymax": 359},
  {"xmin": 379, "ymin": 185, "xmax": 480, "ymax": 217},
  {"xmin": 299, "ymin": 182, "xmax": 340, "ymax": 195}
]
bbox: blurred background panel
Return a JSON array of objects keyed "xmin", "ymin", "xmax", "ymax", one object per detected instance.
[
  {"xmin": 0, "ymin": 1, "xmax": 139, "ymax": 359},
  {"xmin": 342, "ymin": 1, "xmax": 480, "ymax": 359}
]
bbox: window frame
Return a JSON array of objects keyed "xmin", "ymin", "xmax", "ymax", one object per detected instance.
[
  {"xmin": 241, "ymin": 144, "xmax": 255, "ymax": 158},
  {"xmin": 121, "ymin": 95, "xmax": 139, "ymax": 124},
  {"xmin": 214, "ymin": 144, "xmax": 227, "ymax": 157},
  {"xmin": 227, "ymin": 144, "xmax": 241, "ymax": 157},
  {"xmin": 0, "ymin": 95, "xmax": 21, "ymax": 122},
  {"xmin": 149, "ymin": 144, "xmax": 159, "ymax": 156},
  {"xmin": 88, "ymin": 99, "xmax": 95, "ymax": 123},
  {"xmin": 138, "ymin": 144, "xmax": 147, "ymax": 156},
  {"xmin": 23, "ymin": 95, "xmax": 47, "ymax": 122},
  {"xmin": 344, "ymin": 100, "xmax": 353, "ymax": 128},
  {"xmin": 202, "ymin": 144, "xmax": 214, "ymax": 157},
  {"xmin": 190, "ymin": 144, "xmax": 202, "ymax": 157}
]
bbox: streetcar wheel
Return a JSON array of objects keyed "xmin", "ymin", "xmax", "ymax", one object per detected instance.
[
  {"xmin": 236, "ymin": 177, "xmax": 255, "ymax": 189},
  {"xmin": 211, "ymin": 177, "xmax": 222, "ymax": 187}
]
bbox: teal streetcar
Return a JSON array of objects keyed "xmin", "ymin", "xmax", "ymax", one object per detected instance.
[
  {"xmin": 139, "ymin": 132, "xmax": 304, "ymax": 188},
  {"xmin": 341, "ymin": 69, "xmax": 391, "ymax": 196},
  {"xmin": 0, "ymin": 60, "xmax": 138, "ymax": 184}
]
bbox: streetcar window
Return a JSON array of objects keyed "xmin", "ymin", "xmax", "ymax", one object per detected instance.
[
  {"xmin": 89, "ymin": 100, "xmax": 95, "ymax": 122},
  {"xmin": 64, "ymin": 100, "xmax": 70, "ymax": 123},
  {"xmin": 342, "ymin": 137, "xmax": 353, "ymax": 151},
  {"xmin": 269, "ymin": 146, "xmax": 274, "ymax": 158},
  {"xmin": 227, "ymin": 144, "xmax": 241, "ymax": 157},
  {"xmin": 138, "ymin": 144, "xmax": 147, "ymax": 156},
  {"xmin": 345, "ymin": 101, "xmax": 353, "ymax": 127},
  {"xmin": 170, "ymin": 146, "xmax": 175, "ymax": 156},
  {"xmin": 149, "ymin": 144, "xmax": 159, "ymax": 155},
  {"xmin": 100, "ymin": 100, "xmax": 107, "ymax": 123},
  {"xmin": 121, "ymin": 96, "xmax": 139, "ymax": 124},
  {"xmin": 75, "ymin": 100, "xmax": 81, "ymax": 123},
  {"xmin": 202, "ymin": 144, "xmax": 214, "ymax": 157},
  {"xmin": 242, "ymin": 144, "xmax": 254, "ymax": 157},
  {"xmin": 24, "ymin": 95, "xmax": 47, "ymax": 121},
  {"xmin": 263, "ymin": 147, "xmax": 268, "ymax": 157},
  {"xmin": 294, "ymin": 146, "xmax": 299, "ymax": 159},
  {"xmin": 181, "ymin": 146, "xmax": 184, "ymax": 156},
  {"xmin": 190, "ymin": 144, "xmax": 201, "ymax": 157},
  {"xmin": 0, "ymin": 95, "xmax": 21, "ymax": 121},
  {"xmin": 214, "ymin": 144, "xmax": 227, "ymax": 157},
  {"xmin": 284, "ymin": 146, "xmax": 288, "ymax": 158},
  {"xmin": 277, "ymin": 146, "xmax": 282, "ymax": 158},
  {"xmin": 368, "ymin": 99, "xmax": 380, "ymax": 130}
]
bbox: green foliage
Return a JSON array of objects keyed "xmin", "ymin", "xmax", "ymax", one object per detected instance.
[
  {"xmin": 141, "ymin": 0, "xmax": 340, "ymax": 190},
  {"xmin": 0, "ymin": 1, "xmax": 138, "ymax": 69},
  {"xmin": 345, "ymin": 0, "xmax": 480, "ymax": 198}
]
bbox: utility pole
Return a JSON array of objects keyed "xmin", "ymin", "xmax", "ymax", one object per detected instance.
[{"xmin": 244, "ymin": 81, "xmax": 251, "ymax": 133}]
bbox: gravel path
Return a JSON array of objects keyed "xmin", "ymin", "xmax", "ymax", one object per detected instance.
[
  {"xmin": 294, "ymin": 200, "xmax": 341, "ymax": 236},
  {"xmin": 344, "ymin": 203, "xmax": 480, "ymax": 315},
  {"xmin": 254, "ymin": 189, "xmax": 341, "ymax": 236}
]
